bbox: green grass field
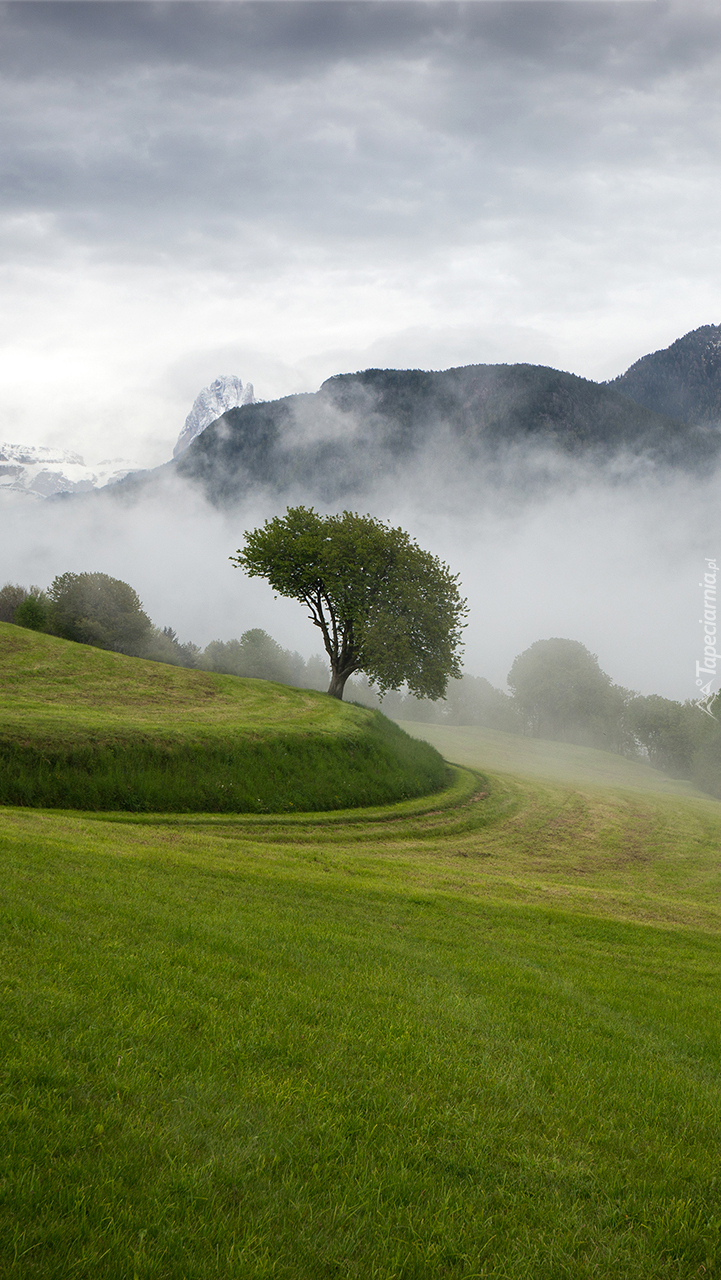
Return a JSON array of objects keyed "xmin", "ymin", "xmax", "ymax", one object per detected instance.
[
  {"xmin": 396, "ymin": 720, "xmax": 706, "ymax": 796},
  {"xmin": 0, "ymin": 625, "xmax": 445, "ymax": 812},
  {"xmin": 3, "ymin": 647, "xmax": 721, "ymax": 1277}
]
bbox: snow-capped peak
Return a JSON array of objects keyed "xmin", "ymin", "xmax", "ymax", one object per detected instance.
[
  {"xmin": 0, "ymin": 443, "xmax": 140, "ymax": 499},
  {"xmin": 173, "ymin": 374, "xmax": 254, "ymax": 458},
  {"xmin": 0, "ymin": 442, "xmax": 85, "ymax": 469}
]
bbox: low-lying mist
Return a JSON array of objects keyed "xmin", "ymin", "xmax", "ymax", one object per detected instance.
[{"xmin": 2, "ymin": 434, "xmax": 716, "ymax": 704}]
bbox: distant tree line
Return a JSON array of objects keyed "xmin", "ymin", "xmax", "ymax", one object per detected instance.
[
  {"xmin": 2, "ymin": 576, "xmax": 719, "ymax": 800},
  {"xmin": 0, "ymin": 574, "xmax": 332, "ymax": 690},
  {"xmin": 349, "ymin": 637, "xmax": 721, "ymax": 802}
]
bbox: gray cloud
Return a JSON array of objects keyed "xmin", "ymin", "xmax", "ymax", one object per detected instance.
[{"xmin": 3, "ymin": 1, "xmax": 721, "ymax": 264}]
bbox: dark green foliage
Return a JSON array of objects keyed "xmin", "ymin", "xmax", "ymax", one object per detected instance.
[
  {"xmin": 0, "ymin": 583, "xmax": 51, "ymax": 631},
  {"xmin": 611, "ymin": 323, "xmax": 721, "ymax": 425},
  {"xmin": 142, "ymin": 625, "xmax": 201, "ymax": 668},
  {"xmin": 49, "ymin": 571, "xmax": 153, "ymax": 654},
  {"xmin": 508, "ymin": 638, "xmax": 632, "ymax": 752},
  {"xmin": 322, "ymin": 363, "xmax": 681, "ymax": 457},
  {"xmin": 200, "ymin": 634, "xmax": 329, "ymax": 690},
  {"xmin": 232, "ymin": 506, "xmax": 468, "ymax": 700},
  {"xmin": 13, "ymin": 593, "xmax": 49, "ymax": 631},
  {"xmin": 1, "ymin": 572, "xmax": 322, "ymax": 684},
  {"xmin": 3, "ymin": 576, "xmax": 200, "ymax": 667}
]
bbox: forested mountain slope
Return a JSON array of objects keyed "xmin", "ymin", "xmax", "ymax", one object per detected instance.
[
  {"xmin": 165, "ymin": 362, "xmax": 712, "ymax": 507},
  {"xmin": 610, "ymin": 323, "xmax": 721, "ymax": 426}
]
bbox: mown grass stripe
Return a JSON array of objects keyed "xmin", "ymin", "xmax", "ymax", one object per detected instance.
[{"xmin": 3, "ymin": 792, "xmax": 721, "ymax": 1278}]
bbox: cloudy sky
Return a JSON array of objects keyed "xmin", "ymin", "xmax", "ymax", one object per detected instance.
[{"xmin": 1, "ymin": 0, "xmax": 720, "ymax": 467}]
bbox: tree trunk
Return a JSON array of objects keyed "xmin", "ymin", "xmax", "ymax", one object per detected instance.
[{"xmin": 328, "ymin": 668, "xmax": 351, "ymax": 699}]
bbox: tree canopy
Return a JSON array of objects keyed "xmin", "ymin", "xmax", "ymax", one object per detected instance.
[
  {"xmin": 49, "ymin": 572, "xmax": 153, "ymax": 654},
  {"xmin": 507, "ymin": 637, "xmax": 631, "ymax": 751},
  {"xmin": 625, "ymin": 693, "xmax": 714, "ymax": 778},
  {"xmin": 0, "ymin": 583, "xmax": 28, "ymax": 623},
  {"xmin": 0, "ymin": 583, "xmax": 49, "ymax": 629},
  {"xmin": 203, "ymin": 629, "xmax": 308, "ymax": 686},
  {"xmin": 231, "ymin": 506, "xmax": 468, "ymax": 700}
]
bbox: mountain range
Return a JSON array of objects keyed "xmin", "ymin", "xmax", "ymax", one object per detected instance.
[
  {"xmin": 0, "ymin": 373, "xmax": 253, "ymax": 499},
  {"xmin": 166, "ymin": 324, "xmax": 721, "ymax": 508},
  {"xmin": 5, "ymin": 324, "xmax": 721, "ymax": 505}
]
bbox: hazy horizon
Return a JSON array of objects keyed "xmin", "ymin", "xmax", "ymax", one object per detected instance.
[{"xmin": 0, "ymin": 435, "xmax": 714, "ymax": 705}]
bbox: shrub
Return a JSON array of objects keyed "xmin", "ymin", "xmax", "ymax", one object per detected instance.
[{"xmin": 14, "ymin": 594, "xmax": 50, "ymax": 632}]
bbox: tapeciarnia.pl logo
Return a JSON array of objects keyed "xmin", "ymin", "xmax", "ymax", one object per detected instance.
[{"xmin": 695, "ymin": 557, "xmax": 719, "ymax": 718}]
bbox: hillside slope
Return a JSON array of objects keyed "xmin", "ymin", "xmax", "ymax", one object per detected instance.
[
  {"xmin": 397, "ymin": 720, "xmax": 709, "ymax": 798},
  {"xmin": 611, "ymin": 322, "xmax": 721, "ymax": 426},
  {"xmin": 0, "ymin": 624, "xmax": 447, "ymax": 812},
  {"xmin": 172, "ymin": 363, "xmax": 711, "ymax": 507},
  {"xmin": 4, "ymin": 754, "xmax": 721, "ymax": 1275}
]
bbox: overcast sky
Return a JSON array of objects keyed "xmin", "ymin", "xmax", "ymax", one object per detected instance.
[{"xmin": 1, "ymin": 0, "xmax": 720, "ymax": 465}]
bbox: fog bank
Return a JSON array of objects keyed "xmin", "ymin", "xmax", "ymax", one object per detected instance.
[{"xmin": 1, "ymin": 451, "xmax": 717, "ymax": 703}]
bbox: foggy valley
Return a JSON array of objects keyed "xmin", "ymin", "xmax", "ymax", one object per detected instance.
[{"xmin": 2, "ymin": 323, "xmax": 720, "ymax": 703}]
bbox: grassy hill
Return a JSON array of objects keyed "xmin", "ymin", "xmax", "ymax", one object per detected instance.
[
  {"xmin": 0, "ymin": 624, "xmax": 447, "ymax": 812},
  {"xmin": 4, "ymin": 654, "xmax": 721, "ymax": 1276}
]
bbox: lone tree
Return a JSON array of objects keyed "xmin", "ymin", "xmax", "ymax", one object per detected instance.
[{"xmin": 231, "ymin": 506, "xmax": 468, "ymax": 700}]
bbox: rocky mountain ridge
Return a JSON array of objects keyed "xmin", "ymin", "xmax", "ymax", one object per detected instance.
[
  {"xmin": 7, "ymin": 325, "xmax": 721, "ymax": 504},
  {"xmin": 1, "ymin": 373, "xmax": 254, "ymax": 499},
  {"xmin": 173, "ymin": 374, "xmax": 254, "ymax": 457}
]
